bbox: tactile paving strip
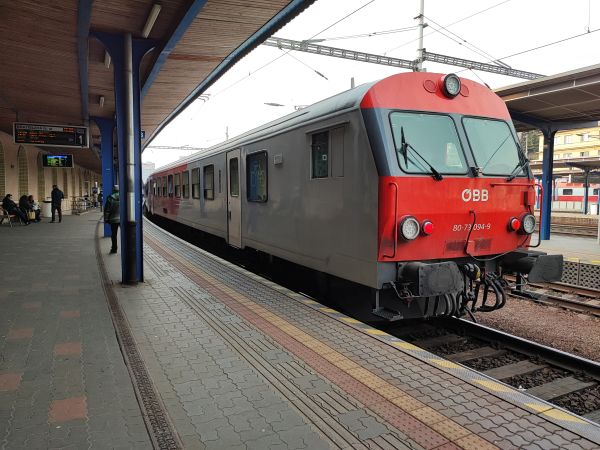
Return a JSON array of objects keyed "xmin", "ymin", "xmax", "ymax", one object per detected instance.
[{"xmin": 144, "ymin": 220, "xmax": 600, "ymax": 448}]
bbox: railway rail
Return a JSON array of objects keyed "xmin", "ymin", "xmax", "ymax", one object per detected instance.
[
  {"xmin": 390, "ymin": 318, "xmax": 600, "ymax": 423},
  {"xmin": 551, "ymin": 223, "xmax": 598, "ymax": 237},
  {"xmin": 507, "ymin": 278, "xmax": 600, "ymax": 317}
]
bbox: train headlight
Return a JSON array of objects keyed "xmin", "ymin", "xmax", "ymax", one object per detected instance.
[
  {"xmin": 441, "ymin": 74, "xmax": 461, "ymax": 98},
  {"xmin": 400, "ymin": 216, "xmax": 420, "ymax": 240},
  {"xmin": 508, "ymin": 217, "xmax": 521, "ymax": 232},
  {"xmin": 422, "ymin": 220, "xmax": 434, "ymax": 236},
  {"xmin": 521, "ymin": 213, "xmax": 536, "ymax": 234}
]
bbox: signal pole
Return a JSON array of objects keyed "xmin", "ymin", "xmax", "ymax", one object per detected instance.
[{"xmin": 415, "ymin": 0, "xmax": 426, "ymax": 71}]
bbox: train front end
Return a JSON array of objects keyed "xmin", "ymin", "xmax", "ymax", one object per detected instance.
[{"xmin": 361, "ymin": 73, "xmax": 563, "ymax": 320}]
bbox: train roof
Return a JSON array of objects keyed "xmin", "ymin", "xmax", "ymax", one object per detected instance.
[{"xmin": 151, "ymin": 72, "xmax": 505, "ymax": 174}]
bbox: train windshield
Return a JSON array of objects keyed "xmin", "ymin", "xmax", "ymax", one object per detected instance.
[
  {"xmin": 390, "ymin": 112, "xmax": 468, "ymax": 175},
  {"xmin": 463, "ymin": 118, "xmax": 523, "ymax": 177}
]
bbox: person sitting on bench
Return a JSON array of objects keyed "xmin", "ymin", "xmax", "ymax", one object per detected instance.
[{"xmin": 2, "ymin": 194, "xmax": 29, "ymax": 225}]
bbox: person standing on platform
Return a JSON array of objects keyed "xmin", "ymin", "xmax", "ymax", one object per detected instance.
[
  {"xmin": 104, "ymin": 185, "xmax": 120, "ymax": 254},
  {"xmin": 50, "ymin": 185, "xmax": 64, "ymax": 223}
]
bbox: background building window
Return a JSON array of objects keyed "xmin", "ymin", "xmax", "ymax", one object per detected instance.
[
  {"xmin": 192, "ymin": 168, "xmax": 200, "ymax": 198},
  {"xmin": 247, "ymin": 152, "xmax": 267, "ymax": 202},
  {"xmin": 580, "ymin": 151, "xmax": 589, "ymax": 157},
  {"xmin": 564, "ymin": 135, "xmax": 573, "ymax": 144},
  {"xmin": 204, "ymin": 165, "xmax": 215, "ymax": 200},
  {"xmin": 182, "ymin": 171, "xmax": 190, "ymax": 198},
  {"xmin": 311, "ymin": 131, "xmax": 329, "ymax": 178}
]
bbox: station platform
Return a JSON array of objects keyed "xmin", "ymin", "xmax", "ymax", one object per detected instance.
[
  {"xmin": 2, "ymin": 214, "xmax": 600, "ymax": 449},
  {"xmin": 536, "ymin": 234, "xmax": 600, "ymax": 265}
]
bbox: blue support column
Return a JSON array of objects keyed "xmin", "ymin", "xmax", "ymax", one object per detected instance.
[
  {"xmin": 91, "ymin": 31, "xmax": 154, "ymax": 284},
  {"xmin": 91, "ymin": 116, "xmax": 115, "ymax": 237},
  {"xmin": 583, "ymin": 169, "xmax": 590, "ymax": 215},
  {"xmin": 540, "ymin": 129, "xmax": 556, "ymax": 240}
]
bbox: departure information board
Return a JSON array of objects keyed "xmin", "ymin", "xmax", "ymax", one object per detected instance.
[
  {"xmin": 13, "ymin": 122, "xmax": 89, "ymax": 148},
  {"xmin": 42, "ymin": 154, "xmax": 74, "ymax": 168}
]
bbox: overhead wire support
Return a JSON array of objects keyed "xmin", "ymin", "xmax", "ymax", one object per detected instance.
[
  {"xmin": 422, "ymin": 51, "xmax": 544, "ymax": 80},
  {"xmin": 264, "ymin": 37, "xmax": 544, "ymax": 80},
  {"xmin": 264, "ymin": 37, "xmax": 415, "ymax": 70}
]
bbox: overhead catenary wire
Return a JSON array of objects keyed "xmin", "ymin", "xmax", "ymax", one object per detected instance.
[
  {"xmin": 384, "ymin": 0, "xmax": 513, "ymax": 55},
  {"xmin": 285, "ymin": 52, "xmax": 329, "ymax": 80},
  {"xmin": 210, "ymin": 0, "xmax": 377, "ymax": 98}
]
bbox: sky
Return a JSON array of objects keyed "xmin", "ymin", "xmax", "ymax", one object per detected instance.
[{"xmin": 142, "ymin": 0, "xmax": 600, "ymax": 168}]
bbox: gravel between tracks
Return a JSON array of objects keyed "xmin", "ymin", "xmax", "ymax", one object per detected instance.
[{"xmin": 476, "ymin": 297, "xmax": 600, "ymax": 362}]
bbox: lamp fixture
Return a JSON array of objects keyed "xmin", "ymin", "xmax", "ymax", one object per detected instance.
[
  {"xmin": 104, "ymin": 51, "xmax": 111, "ymax": 69},
  {"xmin": 142, "ymin": 4, "xmax": 162, "ymax": 38}
]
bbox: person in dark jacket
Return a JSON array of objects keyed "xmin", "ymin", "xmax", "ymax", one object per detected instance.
[
  {"xmin": 50, "ymin": 185, "xmax": 64, "ymax": 223},
  {"xmin": 104, "ymin": 185, "xmax": 120, "ymax": 254},
  {"xmin": 2, "ymin": 194, "xmax": 29, "ymax": 225}
]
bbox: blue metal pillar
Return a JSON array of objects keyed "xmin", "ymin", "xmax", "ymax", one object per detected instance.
[
  {"xmin": 540, "ymin": 129, "xmax": 556, "ymax": 240},
  {"xmin": 91, "ymin": 31, "xmax": 154, "ymax": 284},
  {"xmin": 583, "ymin": 169, "xmax": 590, "ymax": 215},
  {"xmin": 91, "ymin": 116, "xmax": 115, "ymax": 237}
]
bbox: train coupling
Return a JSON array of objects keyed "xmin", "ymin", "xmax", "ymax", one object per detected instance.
[{"xmin": 499, "ymin": 250, "xmax": 563, "ymax": 283}]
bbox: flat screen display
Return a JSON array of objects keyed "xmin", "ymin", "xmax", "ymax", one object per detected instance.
[{"xmin": 42, "ymin": 154, "xmax": 74, "ymax": 168}]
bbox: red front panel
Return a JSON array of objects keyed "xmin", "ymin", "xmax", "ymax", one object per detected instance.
[{"xmin": 378, "ymin": 176, "xmax": 534, "ymax": 262}]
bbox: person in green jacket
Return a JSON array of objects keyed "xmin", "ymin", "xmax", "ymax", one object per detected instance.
[{"xmin": 104, "ymin": 185, "xmax": 120, "ymax": 254}]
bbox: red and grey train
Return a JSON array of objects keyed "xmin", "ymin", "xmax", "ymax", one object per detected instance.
[{"xmin": 147, "ymin": 72, "xmax": 563, "ymax": 320}]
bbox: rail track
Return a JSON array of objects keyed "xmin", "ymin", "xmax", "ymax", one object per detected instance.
[
  {"xmin": 389, "ymin": 318, "xmax": 600, "ymax": 423},
  {"xmin": 507, "ymin": 278, "xmax": 600, "ymax": 317},
  {"xmin": 551, "ymin": 223, "xmax": 598, "ymax": 237}
]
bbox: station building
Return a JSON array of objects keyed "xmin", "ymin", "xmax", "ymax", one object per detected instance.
[{"xmin": 0, "ymin": 130, "xmax": 100, "ymax": 215}]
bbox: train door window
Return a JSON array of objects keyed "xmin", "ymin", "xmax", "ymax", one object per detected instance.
[
  {"xmin": 191, "ymin": 168, "xmax": 200, "ymax": 199},
  {"xmin": 204, "ymin": 165, "xmax": 215, "ymax": 200},
  {"xmin": 311, "ymin": 131, "xmax": 329, "ymax": 178},
  {"xmin": 228, "ymin": 160, "xmax": 239, "ymax": 197},
  {"xmin": 167, "ymin": 175, "xmax": 174, "ymax": 197},
  {"xmin": 562, "ymin": 189, "xmax": 573, "ymax": 195},
  {"xmin": 174, "ymin": 173, "xmax": 181, "ymax": 197},
  {"xmin": 218, "ymin": 170, "xmax": 222, "ymax": 193},
  {"xmin": 247, "ymin": 151, "xmax": 267, "ymax": 202},
  {"xmin": 162, "ymin": 176, "xmax": 167, "ymax": 196},
  {"xmin": 182, "ymin": 171, "xmax": 190, "ymax": 198}
]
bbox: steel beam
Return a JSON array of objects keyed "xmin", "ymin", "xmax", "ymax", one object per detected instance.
[
  {"xmin": 91, "ymin": 116, "xmax": 115, "ymax": 238},
  {"xmin": 540, "ymin": 129, "xmax": 556, "ymax": 240},
  {"xmin": 91, "ymin": 31, "xmax": 154, "ymax": 284}
]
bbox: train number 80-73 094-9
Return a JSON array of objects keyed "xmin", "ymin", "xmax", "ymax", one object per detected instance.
[{"xmin": 452, "ymin": 223, "xmax": 491, "ymax": 232}]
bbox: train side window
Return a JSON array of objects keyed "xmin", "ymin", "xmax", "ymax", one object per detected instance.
[
  {"xmin": 182, "ymin": 171, "xmax": 190, "ymax": 198},
  {"xmin": 311, "ymin": 131, "xmax": 329, "ymax": 178},
  {"xmin": 247, "ymin": 151, "xmax": 268, "ymax": 202},
  {"xmin": 562, "ymin": 188, "xmax": 573, "ymax": 195},
  {"xmin": 593, "ymin": 189, "xmax": 599, "ymax": 195},
  {"xmin": 218, "ymin": 170, "xmax": 222, "ymax": 193},
  {"xmin": 162, "ymin": 176, "xmax": 167, "ymax": 196},
  {"xmin": 228, "ymin": 160, "xmax": 239, "ymax": 197},
  {"xmin": 174, "ymin": 173, "xmax": 181, "ymax": 197},
  {"xmin": 191, "ymin": 168, "xmax": 200, "ymax": 199},
  {"xmin": 167, "ymin": 175, "xmax": 174, "ymax": 197},
  {"xmin": 204, "ymin": 165, "xmax": 215, "ymax": 200}
]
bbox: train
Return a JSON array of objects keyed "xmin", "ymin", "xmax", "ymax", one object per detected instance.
[
  {"xmin": 146, "ymin": 72, "xmax": 563, "ymax": 320},
  {"xmin": 552, "ymin": 182, "xmax": 600, "ymax": 202}
]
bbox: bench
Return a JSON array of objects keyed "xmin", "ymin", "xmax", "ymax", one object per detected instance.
[{"xmin": 0, "ymin": 208, "xmax": 23, "ymax": 227}]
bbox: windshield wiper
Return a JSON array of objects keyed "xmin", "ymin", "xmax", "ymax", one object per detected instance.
[
  {"xmin": 400, "ymin": 127, "xmax": 443, "ymax": 181},
  {"xmin": 506, "ymin": 156, "xmax": 530, "ymax": 181}
]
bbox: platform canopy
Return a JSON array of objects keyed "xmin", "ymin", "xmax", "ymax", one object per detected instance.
[
  {"xmin": 0, "ymin": 0, "xmax": 314, "ymax": 171},
  {"xmin": 495, "ymin": 64, "xmax": 600, "ymax": 132}
]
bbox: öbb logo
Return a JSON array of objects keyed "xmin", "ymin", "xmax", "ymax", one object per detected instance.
[{"xmin": 461, "ymin": 189, "xmax": 489, "ymax": 202}]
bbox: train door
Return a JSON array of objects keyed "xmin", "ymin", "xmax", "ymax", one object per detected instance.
[{"xmin": 226, "ymin": 149, "xmax": 242, "ymax": 248}]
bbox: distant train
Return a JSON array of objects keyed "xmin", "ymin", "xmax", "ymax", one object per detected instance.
[
  {"xmin": 146, "ymin": 72, "xmax": 563, "ymax": 320},
  {"xmin": 552, "ymin": 182, "xmax": 600, "ymax": 202}
]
